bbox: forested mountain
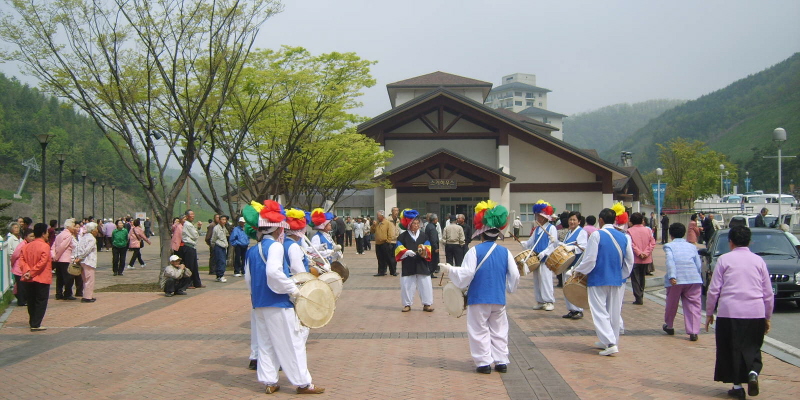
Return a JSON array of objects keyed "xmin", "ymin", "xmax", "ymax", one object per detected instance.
[
  {"xmin": 0, "ymin": 74, "xmax": 139, "ymax": 192},
  {"xmin": 603, "ymin": 53, "xmax": 800, "ymax": 181},
  {"xmin": 563, "ymin": 99, "xmax": 685, "ymax": 152}
]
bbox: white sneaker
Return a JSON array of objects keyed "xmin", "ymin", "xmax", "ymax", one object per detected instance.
[
  {"xmin": 599, "ymin": 345, "xmax": 619, "ymax": 356},
  {"xmin": 593, "ymin": 341, "xmax": 606, "ymax": 349},
  {"xmin": 234, "ymin": 273, "xmax": 242, "ymax": 277},
  {"xmin": 141, "ymin": 263, "xmax": 146, "ymax": 268},
  {"xmin": 544, "ymin": 303, "xmax": 555, "ymax": 311},
  {"xmin": 218, "ymin": 277, "xmax": 227, "ymax": 283},
  {"xmin": 532, "ymin": 303, "xmax": 545, "ymax": 310},
  {"xmin": 125, "ymin": 265, "xmax": 133, "ymax": 270}
]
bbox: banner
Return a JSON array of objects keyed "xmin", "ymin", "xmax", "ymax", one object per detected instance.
[{"xmin": 652, "ymin": 183, "xmax": 667, "ymax": 213}]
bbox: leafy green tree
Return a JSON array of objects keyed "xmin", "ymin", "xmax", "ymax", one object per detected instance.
[
  {"xmin": 657, "ymin": 138, "xmax": 736, "ymax": 208},
  {"xmin": 0, "ymin": 0, "xmax": 283, "ymax": 268}
]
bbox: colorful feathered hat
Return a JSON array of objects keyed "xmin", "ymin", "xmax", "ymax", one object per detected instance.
[
  {"xmin": 311, "ymin": 208, "xmax": 334, "ymax": 230},
  {"xmin": 241, "ymin": 199, "xmax": 289, "ymax": 239},
  {"xmin": 472, "ymin": 200, "xmax": 509, "ymax": 238},
  {"xmin": 532, "ymin": 200, "xmax": 556, "ymax": 221},
  {"xmin": 611, "ymin": 202, "xmax": 629, "ymax": 230},
  {"xmin": 286, "ymin": 208, "xmax": 308, "ymax": 236},
  {"xmin": 399, "ymin": 209, "xmax": 419, "ymax": 230}
]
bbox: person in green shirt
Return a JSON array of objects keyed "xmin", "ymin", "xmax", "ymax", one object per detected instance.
[{"xmin": 111, "ymin": 220, "xmax": 129, "ymax": 276}]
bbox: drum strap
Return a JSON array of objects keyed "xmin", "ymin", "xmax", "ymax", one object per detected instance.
[{"xmin": 465, "ymin": 243, "xmax": 497, "ymax": 298}]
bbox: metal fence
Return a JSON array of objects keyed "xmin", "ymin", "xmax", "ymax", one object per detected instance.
[{"xmin": 0, "ymin": 235, "xmax": 11, "ymax": 296}]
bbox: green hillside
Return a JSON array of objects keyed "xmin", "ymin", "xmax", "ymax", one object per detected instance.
[
  {"xmin": 604, "ymin": 53, "xmax": 800, "ymax": 183},
  {"xmin": 564, "ymin": 99, "xmax": 685, "ymax": 152}
]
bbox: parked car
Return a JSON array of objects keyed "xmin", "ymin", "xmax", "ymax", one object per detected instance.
[
  {"xmin": 731, "ymin": 214, "xmax": 778, "ymax": 228},
  {"xmin": 699, "ymin": 228, "xmax": 800, "ymax": 306}
]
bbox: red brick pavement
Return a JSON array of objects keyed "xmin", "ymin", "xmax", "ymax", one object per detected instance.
[{"xmin": 0, "ymin": 239, "xmax": 797, "ymax": 399}]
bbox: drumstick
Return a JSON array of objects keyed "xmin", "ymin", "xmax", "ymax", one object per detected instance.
[{"xmin": 439, "ymin": 267, "xmax": 446, "ymax": 286}]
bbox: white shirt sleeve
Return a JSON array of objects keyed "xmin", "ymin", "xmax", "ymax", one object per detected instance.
[
  {"xmin": 539, "ymin": 225, "xmax": 559, "ymax": 258},
  {"xmin": 575, "ymin": 230, "xmax": 588, "ymax": 254},
  {"xmin": 621, "ymin": 234, "xmax": 635, "ymax": 279},
  {"xmin": 573, "ymin": 230, "xmax": 601, "ymax": 275},
  {"xmin": 310, "ymin": 234, "xmax": 334, "ymax": 259},
  {"xmin": 288, "ymin": 243, "xmax": 308, "ymax": 275},
  {"xmin": 265, "ymin": 242, "xmax": 299, "ymax": 296},
  {"xmin": 506, "ymin": 250, "xmax": 520, "ymax": 293},
  {"xmin": 448, "ymin": 247, "xmax": 478, "ymax": 289},
  {"xmin": 522, "ymin": 233, "xmax": 537, "ymax": 250}
]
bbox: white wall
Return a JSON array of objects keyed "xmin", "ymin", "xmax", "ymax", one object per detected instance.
[
  {"xmin": 507, "ymin": 136, "xmax": 595, "ymax": 183},
  {"xmin": 385, "ymin": 139, "xmax": 498, "ymax": 168}
]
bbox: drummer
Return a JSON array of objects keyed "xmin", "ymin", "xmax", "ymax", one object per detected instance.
[
  {"xmin": 310, "ymin": 208, "xmax": 342, "ymax": 264},
  {"xmin": 562, "ymin": 211, "xmax": 587, "ymax": 319},
  {"xmin": 440, "ymin": 200, "xmax": 520, "ymax": 374},
  {"xmin": 521, "ymin": 200, "xmax": 558, "ymax": 311},
  {"xmin": 394, "ymin": 209, "xmax": 434, "ymax": 312},
  {"xmin": 572, "ymin": 207, "xmax": 634, "ymax": 356},
  {"xmin": 245, "ymin": 200, "xmax": 324, "ymax": 394},
  {"xmin": 284, "ymin": 208, "xmax": 310, "ymax": 275}
]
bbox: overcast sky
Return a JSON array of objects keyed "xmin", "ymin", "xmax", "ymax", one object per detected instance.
[{"xmin": 252, "ymin": 0, "xmax": 800, "ymax": 117}]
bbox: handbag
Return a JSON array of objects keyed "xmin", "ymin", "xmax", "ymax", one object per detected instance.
[{"xmin": 67, "ymin": 261, "xmax": 82, "ymax": 276}]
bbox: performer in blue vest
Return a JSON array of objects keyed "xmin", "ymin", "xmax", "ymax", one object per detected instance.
[
  {"xmin": 572, "ymin": 207, "xmax": 634, "ymax": 356},
  {"xmin": 440, "ymin": 200, "xmax": 520, "ymax": 374},
  {"xmin": 284, "ymin": 208, "xmax": 310, "ymax": 275},
  {"xmin": 562, "ymin": 211, "xmax": 588, "ymax": 319},
  {"xmin": 245, "ymin": 200, "xmax": 324, "ymax": 394},
  {"xmin": 309, "ymin": 208, "xmax": 341, "ymax": 264},
  {"xmin": 522, "ymin": 200, "xmax": 559, "ymax": 311}
]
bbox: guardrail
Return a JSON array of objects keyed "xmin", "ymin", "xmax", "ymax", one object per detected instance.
[{"xmin": 0, "ymin": 236, "xmax": 11, "ymax": 297}]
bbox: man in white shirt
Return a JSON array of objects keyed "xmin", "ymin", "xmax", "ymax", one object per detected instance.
[{"xmin": 181, "ymin": 210, "xmax": 203, "ymax": 289}]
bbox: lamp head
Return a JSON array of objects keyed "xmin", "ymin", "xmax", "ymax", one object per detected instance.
[
  {"xmin": 719, "ymin": 164, "xmax": 725, "ymax": 171},
  {"xmin": 55, "ymin": 153, "xmax": 67, "ymax": 162},
  {"xmin": 33, "ymin": 133, "xmax": 54, "ymax": 145},
  {"xmin": 773, "ymin": 127, "xmax": 786, "ymax": 142},
  {"xmin": 656, "ymin": 168, "xmax": 663, "ymax": 176},
  {"xmin": 81, "ymin": 171, "xmax": 87, "ymax": 178}
]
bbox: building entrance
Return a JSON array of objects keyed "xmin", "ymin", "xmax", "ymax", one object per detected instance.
[{"xmin": 438, "ymin": 195, "xmax": 488, "ymax": 223}]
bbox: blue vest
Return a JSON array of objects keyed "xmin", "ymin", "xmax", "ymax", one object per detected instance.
[
  {"xmin": 314, "ymin": 231, "xmax": 333, "ymax": 261},
  {"xmin": 283, "ymin": 237, "xmax": 310, "ymax": 273},
  {"xmin": 533, "ymin": 224, "xmax": 552, "ymax": 254},
  {"xmin": 587, "ymin": 228, "xmax": 628, "ymax": 287},
  {"xmin": 564, "ymin": 227, "xmax": 583, "ymax": 245},
  {"xmin": 247, "ymin": 237, "xmax": 293, "ymax": 308},
  {"xmin": 467, "ymin": 242, "xmax": 510, "ymax": 306}
]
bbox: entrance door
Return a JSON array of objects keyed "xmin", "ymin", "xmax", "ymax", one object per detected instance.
[{"xmin": 440, "ymin": 204, "xmax": 472, "ymax": 222}]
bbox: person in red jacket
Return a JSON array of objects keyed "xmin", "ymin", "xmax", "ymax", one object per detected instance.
[{"xmin": 18, "ymin": 223, "xmax": 53, "ymax": 331}]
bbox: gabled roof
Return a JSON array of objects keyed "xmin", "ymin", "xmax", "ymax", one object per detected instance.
[
  {"xmin": 387, "ymin": 148, "xmax": 515, "ymax": 182},
  {"xmin": 519, "ymin": 106, "xmax": 568, "ymax": 118},
  {"xmin": 387, "ymin": 71, "xmax": 492, "ymax": 88},
  {"xmin": 358, "ymin": 87, "xmax": 631, "ymax": 180},
  {"xmin": 489, "ymin": 81, "xmax": 551, "ymax": 94},
  {"xmin": 492, "ymin": 108, "xmax": 557, "ymax": 130}
]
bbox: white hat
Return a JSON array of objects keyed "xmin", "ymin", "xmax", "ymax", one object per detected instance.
[
  {"xmin": 238, "ymin": 217, "xmax": 245, "ymax": 223},
  {"xmin": 169, "ymin": 255, "xmax": 181, "ymax": 262}
]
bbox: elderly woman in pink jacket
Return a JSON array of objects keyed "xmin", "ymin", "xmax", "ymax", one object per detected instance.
[
  {"xmin": 127, "ymin": 219, "xmax": 151, "ymax": 269},
  {"xmin": 73, "ymin": 222, "xmax": 99, "ymax": 303},
  {"xmin": 51, "ymin": 218, "xmax": 81, "ymax": 300}
]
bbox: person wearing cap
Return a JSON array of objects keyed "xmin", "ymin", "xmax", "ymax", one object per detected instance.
[
  {"xmin": 162, "ymin": 255, "xmax": 192, "ymax": 297},
  {"xmin": 521, "ymin": 200, "xmax": 559, "ymax": 311},
  {"xmin": 394, "ymin": 209, "xmax": 434, "ymax": 312},
  {"xmin": 285, "ymin": 209, "xmax": 311, "ymax": 275},
  {"xmin": 230, "ymin": 217, "xmax": 250, "ymax": 277},
  {"xmin": 309, "ymin": 209, "xmax": 342, "ymax": 264},
  {"xmin": 181, "ymin": 210, "xmax": 204, "ymax": 289},
  {"xmin": 245, "ymin": 200, "xmax": 324, "ymax": 395},
  {"xmin": 440, "ymin": 200, "xmax": 520, "ymax": 374},
  {"xmin": 512, "ymin": 216, "xmax": 523, "ymax": 239},
  {"xmin": 572, "ymin": 207, "xmax": 634, "ymax": 356}
]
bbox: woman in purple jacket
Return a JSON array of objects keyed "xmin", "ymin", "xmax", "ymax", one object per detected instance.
[{"xmin": 705, "ymin": 225, "xmax": 773, "ymax": 399}]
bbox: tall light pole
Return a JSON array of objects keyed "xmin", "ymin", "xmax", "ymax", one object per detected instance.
[
  {"xmin": 55, "ymin": 153, "xmax": 66, "ymax": 226},
  {"xmin": 745, "ymin": 171, "xmax": 750, "ymax": 193},
  {"xmin": 70, "ymin": 167, "xmax": 76, "ymax": 218},
  {"xmin": 655, "ymin": 168, "xmax": 663, "ymax": 218},
  {"xmin": 111, "ymin": 185, "xmax": 116, "ymax": 221},
  {"xmin": 101, "ymin": 182, "xmax": 106, "ymax": 221},
  {"xmin": 34, "ymin": 134, "xmax": 55, "ymax": 223},
  {"xmin": 774, "ymin": 128, "xmax": 787, "ymax": 226},
  {"xmin": 719, "ymin": 164, "xmax": 725, "ymax": 198},
  {"xmin": 81, "ymin": 171, "xmax": 87, "ymax": 219},
  {"xmin": 91, "ymin": 178, "xmax": 97, "ymax": 218}
]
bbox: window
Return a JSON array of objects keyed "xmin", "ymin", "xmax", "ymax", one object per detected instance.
[
  {"xmin": 566, "ymin": 203, "xmax": 581, "ymax": 213},
  {"xmin": 335, "ymin": 208, "xmax": 352, "ymax": 217},
  {"xmin": 539, "ymin": 102, "xmax": 543, "ymax": 107},
  {"xmin": 526, "ymin": 92, "xmax": 534, "ymax": 98},
  {"xmin": 543, "ymin": 117, "xmax": 550, "ymax": 123},
  {"xmin": 519, "ymin": 203, "xmax": 536, "ymax": 222},
  {"xmin": 538, "ymin": 93, "xmax": 542, "ymax": 97},
  {"xmin": 514, "ymin": 91, "xmax": 522, "ymax": 97},
  {"xmin": 363, "ymin": 207, "xmax": 375, "ymax": 217},
  {"xmin": 526, "ymin": 101, "xmax": 534, "ymax": 106},
  {"xmin": 515, "ymin": 101, "xmax": 522, "ymax": 106}
]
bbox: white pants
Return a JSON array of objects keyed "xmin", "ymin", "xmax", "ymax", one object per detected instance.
[
  {"xmin": 532, "ymin": 261, "xmax": 555, "ymax": 304},
  {"xmin": 253, "ymin": 307, "xmax": 312, "ymax": 387},
  {"xmin": 618, "ymin": 284, "xmax": 626, "ymax": 334},
  {"xmin": 401, "ymin": 274, "xmax": 433, "ymax": 306},
  {"xmin": 250, "ymin": 309, "xmax": 258, "ymax": 360},
  {"xmin": 467, "ymin": 304, "xmax": 510, "ymax": 367},
  {"xmin": 563, "ymin": 273, "xmax": 583, "ymax": 312},
  {"xmin": 588, "ymin": 285, "xmax": 622, "ymax": 347}
]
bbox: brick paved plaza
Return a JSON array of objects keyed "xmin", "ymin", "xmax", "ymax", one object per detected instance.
[{"xmin": 1, "ymin": 238, "xmax": 799, "ymax": 399}]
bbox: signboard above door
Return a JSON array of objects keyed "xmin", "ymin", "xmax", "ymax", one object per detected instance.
[{"xmin": 428, "ymin": 179, "xmax": 458, "ymax": 190}]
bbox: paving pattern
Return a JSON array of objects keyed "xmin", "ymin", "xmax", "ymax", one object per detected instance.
[{"xmin": 0, "ymin": 238, "xmax": 798, "ymax": 399}]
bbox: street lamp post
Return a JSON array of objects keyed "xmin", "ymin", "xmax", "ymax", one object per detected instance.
[
  {"xmin": 56, "ymin": 153, "xmax": 66, "ymax": 226},
  {"xmin": 34, "ymin": 134, "xmax": 55, "ymax": 222},
  {"xmin": 91, "ymin": 178, "xmax": 97, "ymax": 218},
  {"xmin": 111, "ymin": 185, "xmax": 116, "ymax": 221},
  {"xmin": 745, "ymin": 171, "xmax": 750, "ymax": 193},
  {"xmin": 81, "ymin": 171, "xmax": 87, "ymax": 219},
  {"xmin": 719, "ymin": 164, "xmax": 725, "ymax": 198},
  {"xmin": 70, "ymin": 167, "xmax": 76, "ymax": 218},
  {"xmin": 656, "ymin": 168, "xmax": 663, "ymax": 217},
  {"xmin": 101, "ymin": 183, "xmax": 106, "ymax": 221},
  {"xmin": 774, "ymin": 128, "xmax": 787, "ymax": 226}
]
